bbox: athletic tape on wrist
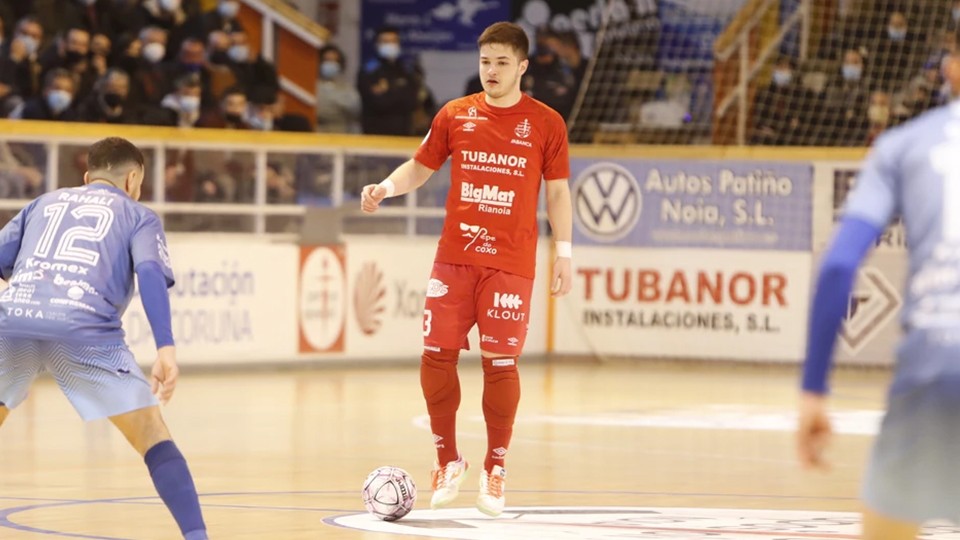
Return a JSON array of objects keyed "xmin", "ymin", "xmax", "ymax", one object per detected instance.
[
  {"xmin": 379, "ymin": 179, "xmax": 396, "ymax": 198},
  {"xmin": 556, "ymin": 241, "xmax": 572, "ymax": 258}
]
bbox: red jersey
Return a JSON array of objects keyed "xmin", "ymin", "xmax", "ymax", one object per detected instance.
[{"xmin": 414, "ymin": 93, "xmax": 569, "ymax": 279}]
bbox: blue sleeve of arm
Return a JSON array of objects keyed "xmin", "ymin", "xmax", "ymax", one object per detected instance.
[
  {"xmin": 136, "ymin": 261, "xmax": 174, "ymax": 349},
  {"xmin": 802, "ymin": 216, "xmax": 884, "ymax": 394}
]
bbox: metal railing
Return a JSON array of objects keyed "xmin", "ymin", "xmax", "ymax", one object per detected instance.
[{"xmin": 714, "ymin": 0, "xmax": 811, "ymax": 145}]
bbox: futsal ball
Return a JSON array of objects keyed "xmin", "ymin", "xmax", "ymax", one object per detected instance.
[{"xmin": 361, "ymin": 466, "xmax": 417, "ymax": 521}]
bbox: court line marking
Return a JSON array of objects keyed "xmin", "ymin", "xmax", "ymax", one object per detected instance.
[{"xmin": 0, "ymin": 490, "xmax": 859, "ymax": 538}]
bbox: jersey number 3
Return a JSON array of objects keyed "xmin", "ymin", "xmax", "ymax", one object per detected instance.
[{"xmin": 34, "ymin": 202, "xmax": 115, "ymax": 266}]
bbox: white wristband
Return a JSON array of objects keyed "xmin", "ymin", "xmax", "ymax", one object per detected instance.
[
  {"xmin": 556, "ymin": 241, "xmax": 572, "ymax": 258},
  {"xmin": 379, "ymin": 179, "xmax": 396, "ymax": 198}
]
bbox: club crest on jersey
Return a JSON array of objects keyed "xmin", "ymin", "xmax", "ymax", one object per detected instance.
[
  {"xmin": 455, "ymin": 105, "xmax": 488, "ymax": 121},
  {"xmin": 515, "ymin": 119, "xmax": 531, "ymax": 138}
]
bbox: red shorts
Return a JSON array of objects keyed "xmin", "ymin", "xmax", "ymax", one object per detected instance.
[{"xmin": 423, "ymin": 262, "xmax": 534, "ymax": 356}]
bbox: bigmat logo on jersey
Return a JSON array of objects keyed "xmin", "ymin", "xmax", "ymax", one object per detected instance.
[
  {"xmin": 571, "ymin": 158, "xmax": 813, "ymax": 251},
  {"xmin": 554, "ymin": 246, "xmax": 810, "ymax": 361}
]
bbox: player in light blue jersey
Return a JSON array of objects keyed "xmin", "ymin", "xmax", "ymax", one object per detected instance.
[
  {"xmin": 798, "ymin": 30, "xmax": 960, "ymax": 539},
  {"xmin": 0, "ymin": 138, "xmax": 207, "ymax": 540}
]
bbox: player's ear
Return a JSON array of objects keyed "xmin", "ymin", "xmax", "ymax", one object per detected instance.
[
  {"xmin": 519, "ymin": 58, "xmax": 528, "ymax": 76},
  {"xmin": 82, "ymin": 171, "xmax": 90, "ymax": 185}
]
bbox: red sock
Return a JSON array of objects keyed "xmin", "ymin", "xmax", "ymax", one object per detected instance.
[
  {"xmin": 421, "ymin": 349, "xmax": 461, "ymax": 465},
  {"xmin": 482, "ymin": 356, "xmax": 520, "ymax": 473}
]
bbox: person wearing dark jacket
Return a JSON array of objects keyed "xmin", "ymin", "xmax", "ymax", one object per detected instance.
[
  {"xmin": 356, "ymin": 26, "xmax": 418, "ymax": 135},
  {"xmin": 225, "ymin": 30, "xmax": 278, "ymax": 99},
  {"xmin": 16, "ymin": 68, "xmax": 78, "ymax": 121},
  {"xmin": 186, "ymin": 0, "xmax": 244, "ymax": 41},
  {"xmin": 76, "ymin": 68, "xmax": 136, "ymax": 124}
]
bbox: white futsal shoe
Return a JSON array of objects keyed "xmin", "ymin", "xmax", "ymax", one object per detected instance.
[
  {"xmin": 430, "ymin": 455, "xmax": 469, "ymax": 509},
  {"xmin": 476, "ymin": 465, "xmax": 506, "ymax": 517}
]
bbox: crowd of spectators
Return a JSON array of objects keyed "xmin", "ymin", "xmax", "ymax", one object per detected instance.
[{"xmin": 751, "ymin": 5, "xmax": 956, "ymax": 146}]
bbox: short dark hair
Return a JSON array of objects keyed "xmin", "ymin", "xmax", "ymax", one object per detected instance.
[
  {"xmin": 174, "ymin": 72, "xmax": 201, "ymax": 90},
  {"xmin": 478, "ymin": 22, "xmax": 529, "ymax": 61},
  {"xmin": 87, "ymin": 137, "xmax": 144, "ymax": 172},
  {"xmin": 221, "ymin": 84, "xmax": 247, "ymax": 101},
  {"xmin": 44, "ymin": 68, "xmax": 73, "ymax": 89},
  {"xmin": 376, "ymin": 26, "xmax": 400, "ymax": 40},
  {"xmin": 319, "ymin": 44, "xmax": 346, "ymax": 67}
]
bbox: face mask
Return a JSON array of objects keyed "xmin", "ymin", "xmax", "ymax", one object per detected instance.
[
  {"xmin": 64, "ymin": 50, "xmax": 85, "ymax": 65},
  {"xmin": 377, "ymin": 42, "xmax": 400, "ymax": 61},
  {"xmin": 46, "ymin": 90, "xmax": 72, "ymax": 114},
  {"xmin": 179, "ymin": 95, "xmax": 200, "ymax": 113},
  {"xmin": 103, "ymin": 92, "xmax": 123, "ymax": 108},
  {"xmin": 228, "ymin": 45, "xmax": 249, "ymax": 63},
  {"xmin": 143, "ymin": 42, "xmax": 165, "ymax": 63},
  {"xmin": 868, "ymin": 104, "xmax": 889, "ymax": 124},
  {"xmin": 160, "ymin": 0, "xmax": 181, "ymax": 11},
  {"xmin": 888, "ymin": 27, "xmax": 906, "ymax": 40},
  {"xmin": 219, "ymin": 1, "xmax": 239, "ymax": 18},
  {"xmin": 248, "ymin": 114, "xmax": 273, "ymax": 131},
  {"xmin": 18, "ymin": 35, "xmax": 38, "ymax": 56},
  {"xmin": 181, "ymin": 61, "xmax": 203, "ymax": 73},
  {"xmin": 320, "ymin": 61, "xmax": 340, "ymax": 79},
  {"xmin": 772, "ymin": 70, "xmax": 792, "ymax": 86},
  {"xmin": 841, "ymin": 64, "xmax": 862, "ymax": 81},
  {"xmin": 224, "ymin": 112, "xmax": 243, "ymax": 124},
  {"xmin": 953, "ymin": 7, "xmax": 960, "ymax": 21},
  {"xmin": 209, "ymin": 50, "xmax": 229, "ymax": 65}
]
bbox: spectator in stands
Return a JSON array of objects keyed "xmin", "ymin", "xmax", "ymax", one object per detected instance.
[
  {"xmin": 866, "ymin": 90, "xmax": 892, "ymax": 144},
  {"xmin": 38, "ymin": 27, "xmax": 90, "ymax": 82},
  {"xmin": 76, "ymin": 68, "xmax": 135, "ymax": 124},
  {"xmin": 946, "ymin": 0, "xmax": 960, "ymax": 34},
  {"xmin": 266, "ymin": 161, "xmax": 296, "ymax": 204},
  {"xmin": 0, "ymin": 141, "xmax": 43, "ymax": 199},
  {"xmin": 138, "ymin": 0, "xmax": 193, "ymax": 59},
  {"xmin": 894, "ymin": 60, "xmax": 941, "ymax": 121},
  {"xmin": 410, "ymin": 59, "xmax": 437, "ymax": 136},
  {"xmin": 315, "ymin": 44, "xmax": 361, "ymax": 133},
  {"xmin": 59, "ymin": 0, "xmax": 113, "ymax": 37},
  {"xmin": 871, "ymin": 11, "xmax": 921, "ymax": 92},
  {"xmin": 130, "ymin": 26, "xmax": 170, "ymax": 106},
  {"xmin": 207, "ymin": 30, "xmax": 231, "ymax": 66},
  {"xmin": 158, "ymin": 72, "xmax": 202, "ymax": 127},
  {"xmin": 0, "ymin": 16, "xmax": 44, "ymax": 109},
  {"xmin": 103, "ymin": 0, "xmax": 148, "ymax": 39},
  {"xmin": 548, "ymin": 30, "xmax": 587, "ymax": 86},
  {"xmin": 166, "ymin": 37, "xmax": 215, "ymax": 107},
  {"xmin": 525, "ymin": 27, "xmax": 576, "ymax": 119},
  {"xmin": 821, "ymin": 48, "xmax": 871, "ymax": 146},
  {"xmin": 89, "ymin": 33, "xmax": 111, "ymax": 79},
  {"xmin": 16, "ymin": 68, "xmax": 77, "ymax": 121},
  {"xmin": 188, "ymin": 0, "xmax": 244, "ymax": 41},
  {"xmin": 750, "ymin": 56, "xmax": 816, "ymax": 146},
  {"xmin": 112, "ymin": 34, "xmax": 141, "ymax": 75},
  {"xmin": 205, "ymin": 30, "xmax": 237, "ymax": 98},
  {"xmin": 197, "ymin": 84, "xmax": 249, "ymax": 129},
  {"xmin": 226, "ymin": 30, "xmax": 279, "ymax": 100},
  {"xmin": 247, "ymin": 88, "xmax": 311, "ymax": 132},
  {"xmin": 357, "ymin": 26, "xmax": 418, "ymax": 135}
]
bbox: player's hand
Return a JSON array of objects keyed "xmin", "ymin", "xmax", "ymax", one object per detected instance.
[
  {"xmin": 551, "ymin": 256, "xmax": 572, "ymax": 297},
  {"xmin": 361, "ymin": 183, "xmax": 388, "ymax": 213},
  {"xmin": 796, "ymin": 392, "xmax": 832, "ymax": 471},
  {"xmin": 151, "ymin": 346, "xmax": 179, "ymax": 405}
]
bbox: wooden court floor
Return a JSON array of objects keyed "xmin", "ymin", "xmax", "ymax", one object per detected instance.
[{"xmin": 0, "ymin": 359, "xmax": 945, "ymax": 539}]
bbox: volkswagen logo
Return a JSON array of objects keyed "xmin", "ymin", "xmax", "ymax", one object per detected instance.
[{"xmin": 573, "ymin": 162, "xmax": 642, "ymax": 241}]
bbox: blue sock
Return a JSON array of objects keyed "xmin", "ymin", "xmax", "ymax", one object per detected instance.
[{"xmin": 144, "ymin": 440, "xmax": 207, "ymax": 540}]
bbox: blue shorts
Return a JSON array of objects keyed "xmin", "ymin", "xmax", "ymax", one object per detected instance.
[
  {"xmin": 863, "ymin": 331, "xmax": 960, "ymax": 523},
  {"xmin": 0, "ymin": 337, "xmax": 157, "ymax": 421}
]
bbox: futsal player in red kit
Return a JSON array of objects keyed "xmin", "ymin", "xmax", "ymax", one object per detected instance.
[{"xmin": 361, "ymin": 21, "xmax": 572, "ymax": 516}]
